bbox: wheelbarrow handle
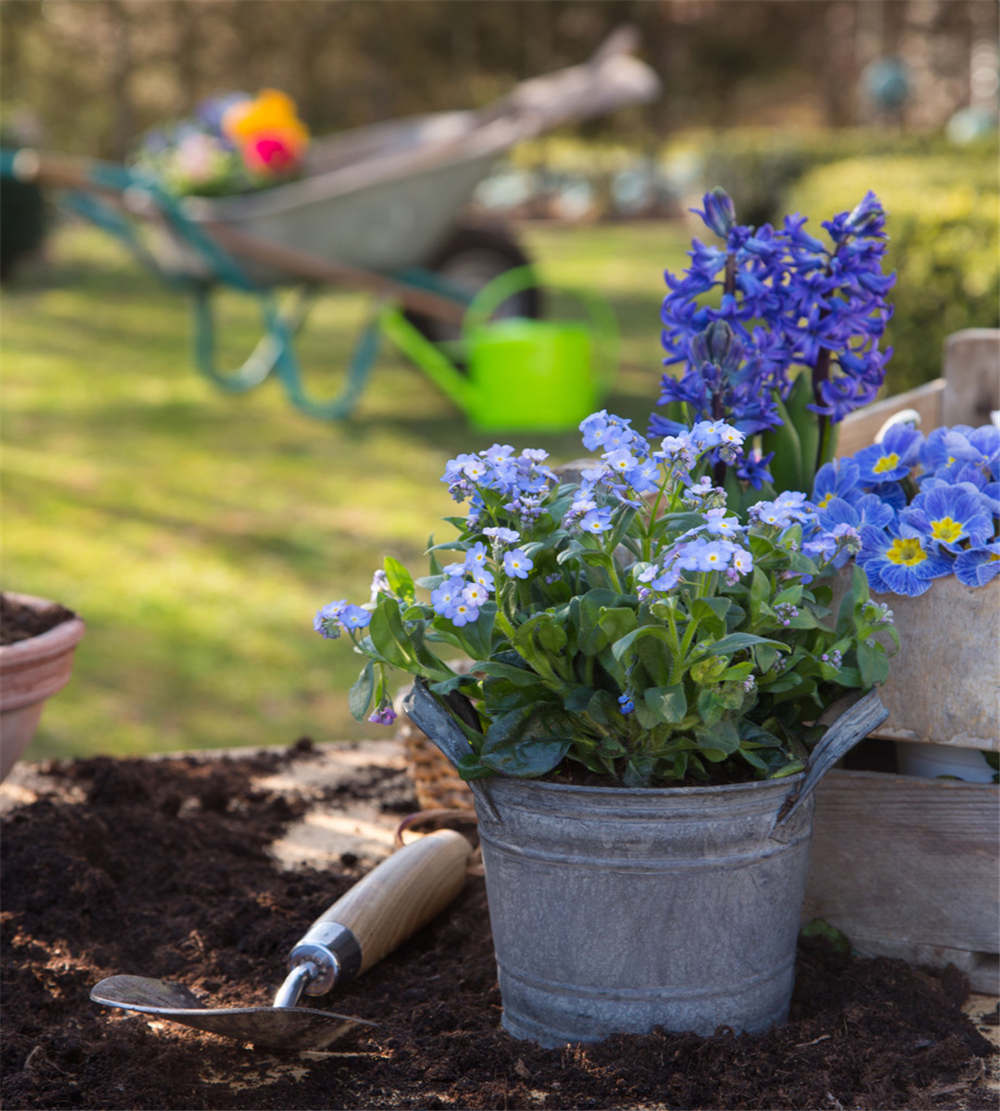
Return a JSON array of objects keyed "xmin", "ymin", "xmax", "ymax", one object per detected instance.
[{"xmin": 283, "ymin": 829, "xmax": 471, "ymax": 998}]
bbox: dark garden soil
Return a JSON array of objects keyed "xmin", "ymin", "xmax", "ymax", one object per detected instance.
[
  {"xmin": 0, "ymin": 593, "xmax": 76, "ymax": 645},
  {"xmin": 2, "ymin": 741, "xmax": 996, "ymax": 1111}
]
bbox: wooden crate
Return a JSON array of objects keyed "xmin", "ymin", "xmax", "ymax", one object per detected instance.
[
  {"xmin": 803, "ymin": 771, "xmax": 999, "ymax": 993},
  {"xmin": 805, "ymin": 329, "xmax": 1000, "ymax": 993}
]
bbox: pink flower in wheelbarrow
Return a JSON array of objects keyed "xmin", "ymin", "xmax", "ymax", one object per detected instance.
[
  {"xmin": 244, "ymin": 133, "xmax": 303, "ymax": 174},
  {"xmin": 222, "ymin": 88, "xmax": 309, "ymax": 177}
]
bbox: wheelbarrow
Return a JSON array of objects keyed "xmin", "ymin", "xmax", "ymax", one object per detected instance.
[{"xmin": 1, "ymin": 29, "xmax": 657, "ymax": 426}]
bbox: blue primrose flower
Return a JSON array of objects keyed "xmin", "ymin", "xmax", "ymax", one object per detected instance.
[
  {"xmin": 812, "ymin": 459, "xmax": 862, "ymax": 509},
  {"xmin": 617, "ymin": 691, "xmax": 636, "ymax": 715},
  {"xmin": 852, "ymin": 422, "xmax": 921, "ymax": 484},
  {"xmin": 954, "ymin": 543, "xmax": 1000, "ymax": 587},
  {"xmin": 900, "ymin": 482, "xmax": 994, "ymax": 552},
  {"xmin": 856, "ymin": 525, "xmax": 953, "ymax": 596}
]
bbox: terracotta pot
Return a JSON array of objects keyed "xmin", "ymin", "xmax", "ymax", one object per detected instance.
[{"xmin": 0, "ymin": 592, "xmax": 85, "ymax": 781}]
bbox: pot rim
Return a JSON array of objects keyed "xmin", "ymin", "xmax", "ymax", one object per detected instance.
[
  {"xmin": 484, "ymin": 768, "xmax": 806, "ymax": 799},
  {"xmin": 0, "ymin": 591, "xmax": 85, "ymax": 666}
]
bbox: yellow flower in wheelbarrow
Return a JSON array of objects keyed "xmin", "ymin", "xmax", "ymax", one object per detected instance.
[{"xmin": 223, "ymin": 89, "xmax": 309, "ymax": 177}]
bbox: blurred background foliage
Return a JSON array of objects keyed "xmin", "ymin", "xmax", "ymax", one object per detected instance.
[
  {"xmin": 3, "ymin": 0, "xmax": 998, "ymax": 155},
  {"xmin": 1, "ymin": 0, "xmax": 998, "ymax": 758}
]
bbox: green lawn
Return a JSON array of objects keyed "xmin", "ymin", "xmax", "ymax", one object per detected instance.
[{"xmin": 3, "ymin": 220, "xmax": 688, "ymax": 759}]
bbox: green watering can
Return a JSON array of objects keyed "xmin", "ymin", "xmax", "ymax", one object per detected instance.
[{"xmin": 380, "ymin": 266, "xmax": 617, "ymax": 433}]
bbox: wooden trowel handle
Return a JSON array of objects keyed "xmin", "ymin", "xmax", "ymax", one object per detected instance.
[{"xmin": 287, "ymin": 829, "xmax": 471, "ymax": 994}]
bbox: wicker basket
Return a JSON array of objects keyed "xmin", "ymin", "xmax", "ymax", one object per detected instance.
[{"xmin": 396, "ymin": 681, "xmax": 476, "ymax": 812}]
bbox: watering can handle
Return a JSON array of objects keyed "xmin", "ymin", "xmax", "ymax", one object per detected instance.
[{"xmin": 462, "ymin": 265, "xmax": 619, "ymax": 389}]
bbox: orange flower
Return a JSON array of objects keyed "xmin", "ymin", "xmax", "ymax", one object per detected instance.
[{"xmin": 223, "ymin": 89, "xmax": 309, "ymax": 175}]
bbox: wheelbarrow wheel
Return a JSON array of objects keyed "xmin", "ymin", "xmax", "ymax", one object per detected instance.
[{"xmin": 405, "ymin": 221, "xmax": 540, "ymax": 353}]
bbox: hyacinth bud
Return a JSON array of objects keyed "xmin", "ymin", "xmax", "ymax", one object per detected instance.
[
  {"xmin": 845, "ymin": 190, "xmax": 885, "ymax": 234},
  {"xmin": 690, "ymin": 320, "xmax": 743, "ymax": 373},
  {"xmin": 698, "ymin": 188, "xmax": 736, "ymax": 238}
]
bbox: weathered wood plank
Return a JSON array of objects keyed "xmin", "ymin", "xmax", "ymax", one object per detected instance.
[
  {"xmin": 803, "ymin": 769, "xmax": 1000, "ymax": 993},
  {"xmin": 942, "ymin": 328, "xmax": 1000, "ymax": 428},
  {"xmin": 837, "ymin": 379, "xmax": 944, "ymax": 458}
]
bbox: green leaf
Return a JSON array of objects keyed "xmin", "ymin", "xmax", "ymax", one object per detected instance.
[
  {"xmin": 753, "ymin": 642, "xmax": 781, "ymax": 673},
  {"xmin": 383, "ymin": 556, "xmax": 415, "ymax": 603},
  {"xmin": 695, "ymin": 718, "xmax": 740, "ymax": 756},
  {"xmin": 584, "ymin": 689, "xmax": 621, "ymax": 726},
  {"xmin": 856, "ymin": 639, "xmax": 888, "ymax": 687},
  {"xmin": 469, "ymin": 603, "xmax": 499, "ymax": 661},
  {"xmin": 611, "ymin": 623, "xmax": 675, "ymax": 664},
  {"xmin": 644, "ymin": 683, "xmax": 687, "ymax": 724},
  {"xmin": 784, "ymin": 372, "xmax": 820, "ymax": 490},
  {"xmin": 799, "ymin": 918, "xmax": 852, "ymax": 954},
  {"xmin": 690, "ymin": 655, "xmax": 728, "ymax": 685},
  {"xmin": 576, "ymin": 589, "xmax": 623, "ymax": 655},
  {"xmin": 700, "ymin": 632, "xmax": 787, "ymax": 659},
  {"xmin": 474, "ymin": 660, "xmax": 541, "ymax": 687},
  {"xmin": 598, "ymin": 606, "xmax": 638, "ymax": 643},
  {"xmin": 368, "ymin": 603, "xmax": 410, "ymax": 667},
  {"xmin": 696, "ymin": 688, "xmax": 726, "ymax": 726},
  {"xmin": 761, "ymin": 392, "xmax": 804, "ymax": 494},
  {"xmin": 348, "ymin": 660, "xmax": 375, "ymax": 721},
  {"xmin": 480, "ymin": 710, "xmax": 570, "ymax": 778}
]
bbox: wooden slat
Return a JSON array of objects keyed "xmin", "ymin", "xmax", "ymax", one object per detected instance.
[
  {"xmin": 803, "ymin": 769, "xmax": 1000, "ymax": 992},
  {"xmin": 942, "ymin": 329, "xmax": 1000, "ymax": 428},
  {"xmin": 836, "ymin": 379, "xmax": 944, "ymax": 458}
]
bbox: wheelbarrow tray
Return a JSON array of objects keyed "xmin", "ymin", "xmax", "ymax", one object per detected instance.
[{"xmin": 155, "ymin": 46, "xmax": 659, "ymax": 283}]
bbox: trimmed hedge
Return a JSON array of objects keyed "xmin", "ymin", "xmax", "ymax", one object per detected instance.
[
  {"xmin": 688, "ymin": 128, "xmax": 966, "ymax": 227},
  {"xmin": 783, "ymin": 150, "xmax": 999, "ymax": 395}
]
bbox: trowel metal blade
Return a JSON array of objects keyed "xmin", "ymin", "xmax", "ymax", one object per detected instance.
[{"xmin": 90, "ymin": 974, "xmax": 375, "ymax": 1051}]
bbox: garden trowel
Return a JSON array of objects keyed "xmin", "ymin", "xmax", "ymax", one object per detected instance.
[{"xmin": 91, "ymin": 828, "xmax": 471, "ymax": 1050}]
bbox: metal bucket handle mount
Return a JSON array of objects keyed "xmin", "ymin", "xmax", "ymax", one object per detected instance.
[{"xmin": 401, "ymin": 680, "xmax": 888, "ymax": 828}]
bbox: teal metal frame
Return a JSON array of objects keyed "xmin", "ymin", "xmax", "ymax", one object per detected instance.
[{"xmin": 1, "ymin": 149, "xmax": 469, "ymax": 422}]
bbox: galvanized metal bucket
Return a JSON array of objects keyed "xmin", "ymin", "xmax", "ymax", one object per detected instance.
[
  {"xmin": 476, "ymin": 773, "xmax": 814, "ymax": 1044},
  {"xmin": 402, "ymin": 683, "xmax": 887, "ymax": 1046}
]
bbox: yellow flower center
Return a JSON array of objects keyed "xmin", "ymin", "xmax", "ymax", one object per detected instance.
[
  {"xmin": 818, "ymin": 492, "xmax": 833, "ymax": 508},
  {"xmin": 990, "ymin": 552, "xmax": 1000, "ymax": 563},
  {"xmin": 886, "ymin": 537, "xmax": 927, "ymax": 566},
  {"xmin": 872, "ymin": 452, "xmax": 900, "ymax": 475},
  {"xmin": 930, "ymin": 517, "xmax": 963, "ymax": 544}
]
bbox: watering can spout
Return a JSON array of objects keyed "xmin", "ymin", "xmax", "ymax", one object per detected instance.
[
  {"xmin": 379, "ymin": 306, "xmax": 474, "ymax": 411},
  {"xmin": 381, "ymin": 266, "xmax": 618, "ymax": 433}
]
